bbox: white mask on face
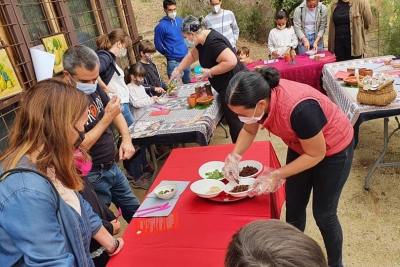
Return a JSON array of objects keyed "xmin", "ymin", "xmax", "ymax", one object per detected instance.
[
  {"xmin": 213, "ymin": 5, "xmax": 221, "ymax": 13},
  {"xmin": 238, "ymin": 104, "xmax": 265, "ymax": 124},
  {"xmin": 277, "ymin": 24, "xmax": 286, "ymax": 30},
  {"xmin": 118, "ymin": 47, "xmax": 127, "ymax": 57},
  {"xmin": 168, "ymin": 12, "xmax": 177, "ymax": 20}
]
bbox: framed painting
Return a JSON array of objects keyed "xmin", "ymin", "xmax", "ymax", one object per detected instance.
[
  {"xmin": 41, "ymin": 33, "xmax": 68, "ymax": 74},
  {"xmin": 0, "ymin": 47, "xmax": 23, "ymax": 101}
]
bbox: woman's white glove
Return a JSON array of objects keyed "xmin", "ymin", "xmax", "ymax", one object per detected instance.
[
  {"xmin": 247, "ymin": 168, "xmax": 285, "ymax": 197},
  {"xmin": 169, "ymin": 67, "xmax": 182, "ymax": 82},
  {"xmin": 222, "ymin": 153, "xmax": 242, "ymax": 184},
  {"xmin": 197, "ymin": 68, "xmax": 212, "ymax": 81}
]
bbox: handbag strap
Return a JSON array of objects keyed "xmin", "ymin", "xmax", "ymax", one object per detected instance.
[{"xmin": 0, "ymin": 168, "xmax": 60, "ymax": 214}]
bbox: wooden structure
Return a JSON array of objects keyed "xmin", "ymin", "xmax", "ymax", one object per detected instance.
[{"xmin": 0, "ymin": 0, "xmax": 142, "ymax": 151}]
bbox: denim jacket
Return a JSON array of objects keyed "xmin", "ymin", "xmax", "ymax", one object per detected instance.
[{"xmin": 0, "ymin": 166, "xmax": 102, "ymax": 266}]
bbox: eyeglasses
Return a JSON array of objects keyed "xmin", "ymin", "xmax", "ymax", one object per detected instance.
[{"xmin": 73, "ymin": 126, "xmax": 85, "ymax": 149}]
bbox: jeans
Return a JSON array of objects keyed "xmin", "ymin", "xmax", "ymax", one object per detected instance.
[
  {"xmin": 285, "ymin": 139, "xmax": 354, "ymax": 267},
  {"xmin": 87, "ymin": 163, "xmax": 140, "ymax": 223},
  {"xmin": 167, "ymin": 59, "xmax": 191, "ymax": 84},
  {"xmin": 218, "ymin": 89, "xmax": 243, "ymax": 143},
  {"xmin": 298, "ymin": 33, "xmax": 324, "ymax": 54},
  {"xmin": 121, "ymin": 103, "xmax": 134, "ymax": 127}
]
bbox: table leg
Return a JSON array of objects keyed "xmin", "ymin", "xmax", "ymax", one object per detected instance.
[
  {"xmin": 364, "ymin": 117, "xmax": 400, "ymax": 190},
  {"xmin": 149, "ymin": 145, "xmax": 158, "ymax": 181}
]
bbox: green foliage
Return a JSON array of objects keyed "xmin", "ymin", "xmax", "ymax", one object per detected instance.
[{"xmin": 377, "ymin": 0, "xmax": 400, "ymax": 56}]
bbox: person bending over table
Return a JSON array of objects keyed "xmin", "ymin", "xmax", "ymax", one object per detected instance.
[
  {"xmin": 293, "ymin": 0, "xmax": 328, "ymax": 54},
  {"xmin": 222, "ymin": 67, "xmax": 354, "ymax": 267},
  {"xmin": 225, "ymin": 219, "xmax": 327, "ymax": 267},
  {"xmin": 169, "ymin": 15, "xmax": 246, "ymax": 143},
  {"xmin": 268, "ymin": 9, "xmax": 298, "ymax": 59}
]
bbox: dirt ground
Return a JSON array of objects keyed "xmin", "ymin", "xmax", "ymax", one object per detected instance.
[{"xmin": 121, "ymin": 1, "xmax": 400, "ymax": 266}]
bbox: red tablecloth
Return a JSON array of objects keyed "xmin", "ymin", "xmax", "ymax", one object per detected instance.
[
  {"xmin": 107, "ymin": 141, "xmax": 285, "ymax": 267},
  {"xmin": 247, "ymin": 51, "xmax": 336, "ymax": 92}
]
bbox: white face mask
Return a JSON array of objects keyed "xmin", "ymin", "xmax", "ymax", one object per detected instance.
[
  {"xmin": 167, "ymin": 12, "xmax": 177, "ymax": 20},
  {"xmin": 213, "ymin": 5, "xmax": 221, "ymax": 13},
  {"xmin": 277, "ymin": 24, "xmax": 286, "ymax": 30},
  {"xmin": 238, "ymin": 104, "xmax": 265, "ymax": 124},
  {"xmin": 69, "ymin": 73, "xmax": 98, "ymax": 95},
  {"xmin": 118, "ymin": 47, "xmax": 127, "ymax": 57}
]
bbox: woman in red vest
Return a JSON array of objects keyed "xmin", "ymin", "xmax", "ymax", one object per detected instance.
[{"xmin": 223, "ymin": 66, "xmax": 354, "ymax": 267}]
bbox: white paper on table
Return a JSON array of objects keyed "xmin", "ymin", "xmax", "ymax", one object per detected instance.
[
  {"xmin": 133, "ymin": 197, "xmax": 179, "ymax": 218},
  {"xmin": 147, "ymin": 181, "xmax": 190, "ymax": 199},
  {"xmin": 353, "ymin": 63, "xmax": 384, "ymax": 70},
  {"xmin": 394, "ymin": 77, "xmax": 400, "ymax": 85},
  {"xmin": 30, "ymin": 47, "xmax": 55, "ymax": 81}
]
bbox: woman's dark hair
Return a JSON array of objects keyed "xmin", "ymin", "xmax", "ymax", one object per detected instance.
[
  {"xmin": 226, "ymin": 67, "xmax": 280, "ymax": 109},
  {"xmin": 124, "ymin": 64, "xmax": 147, "ymax": 84},
  {"xmin": 181, "ymin": 15, "xmax": 203, "ymax": 34},
  {"xmin": 275, "ymin": 9, "xmax": 292, "ymax": 28},
  {"xmin": 225, "ymin": 219, "xmax": 328, "ymax": 267}
]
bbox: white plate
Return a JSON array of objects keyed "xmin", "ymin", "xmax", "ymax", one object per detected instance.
[
  {"xmin": 238, "ymin": 160, "xmax": 263, "ymax": 178},
  {"xmin": 224, "ymin": 178, "xmax": 256, "ymax": 198},
  {"xmin": 190, "ymin": 179, "xmax": 225, "ymax": 198},
  {"xmin": 305, "ymin": 50, "xmax": 317, "ymax": 56},
  {"xmin": 198, "ymin": 161, "xmax": 225, "ymax": 180}
]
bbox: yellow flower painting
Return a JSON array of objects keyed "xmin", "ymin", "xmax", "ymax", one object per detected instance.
[
  {"xmin": 42, "ymin": 33, "xmax": 68, "ymax": 73},
  {"xmin": 0, "ymin": 48, "xmax": 22, "ymax": 100}
]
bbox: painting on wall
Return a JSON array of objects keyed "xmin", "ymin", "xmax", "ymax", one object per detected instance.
[
  {"xmin": 0, "ymin": 48, "xmax": 23, "ymax": 101},
  {"xmin": 41, "ymin": 33, "xmax": 68, "ymax": 73}
]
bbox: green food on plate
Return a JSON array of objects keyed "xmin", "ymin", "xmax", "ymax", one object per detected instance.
[{"xmin": 205, "ymin": 169, "xmax": 224, "ymax": 179}]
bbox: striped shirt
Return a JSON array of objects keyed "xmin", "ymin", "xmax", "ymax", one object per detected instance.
[{"xmin": 204, "ymin": 9, "xmax": 239, "ymax": 48}]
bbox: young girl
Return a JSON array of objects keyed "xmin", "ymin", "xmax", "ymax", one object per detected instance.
[
  {"xmin": 237, "ymin": 46, "xmax": 253, "ymax": 66},
  {"xmin": 268, "ymin": 9, "xmax": 298, "ymax": 58},
  {"xmin": 123, "ymin": 64, "xmax": 158, "ymax": 189}
]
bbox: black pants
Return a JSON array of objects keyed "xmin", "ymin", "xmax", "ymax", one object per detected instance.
[
  {"xmin": 285, "ymin": 139, "xmax": 354, "ymax": 267},
  {"xmin": 218, "ymin": 90, "xmax": 243, "ymax": 143},
  {"xmin": 334, "ymin": 34, "xmax": 363, "ymax": 62}
]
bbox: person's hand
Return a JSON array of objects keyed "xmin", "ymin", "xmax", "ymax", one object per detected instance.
[
  {"xmin": 272, "ymin": 51, "xmax": 280, "ymax": 58},
  {"xmin": 152, "ymin": 96, "xmax": 159, "ymax": 102},
  {"xmin": 109, "ymin": 238, "xmax": 124, "ymax": 256},
  {"xmin": 169, "ymin": 67, "xmax": 182, "ymax": 82},
  {"xmin": 312, "ymin": 41, "xmax": 318, "ymax": 52},
  {"xmin": 110, "ymin": 220, "xmax": 121, "ymax": 235},
  {"xmin": 247, "ymin": 168, "xmax": 285, "ymax": 197},
  {"xmin": 198, "ymin": 68, "xmax": 212, "ymax": 81},
  {"xmin": 104, "ymin": 95, "xmax": 121, "ymax": 122},
  {"xmin": 302, "ymin": 38, "xmax": 310, "ymax": 51},
  {"xmin": 119, "ymin": 138, "xmax": 135, "ymax": 160},
  {"xmin": 222, "ymin": 153, "xmax": 242, "ymax": 183},
  {"xmin": 155, "ymin": 87, "xmax": 165, "ymax": 94}
]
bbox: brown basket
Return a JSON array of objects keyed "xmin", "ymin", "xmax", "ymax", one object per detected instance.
[{"xmin": 356, "ymin": 76, "xmax": 397, "ymax": 106}]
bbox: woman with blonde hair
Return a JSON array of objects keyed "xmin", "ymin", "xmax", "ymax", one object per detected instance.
[{"xmin": 0, "ymin": 79, "xmax": 123, "ymax": 266}]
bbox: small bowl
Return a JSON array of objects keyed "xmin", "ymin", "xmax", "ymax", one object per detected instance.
[
  {"xmin": 224, "ymin": 177, "xmax": 255, "ymax": 198},
  {"xmin": 390, "ymin": 59, "xmax": 400, "ymax": 68},
  {"xmin": 153, "ymin": 183, "xmax": 178, "ymax": 199},
  {"xmin": 238, "ymin": 160, "xmax": 263, "ymax": 178},
  {"xmin": 190, "ymin": 92, "xmax": 199, "ymax": 100},
  {"xmin": 169, "ymin": 89, "xmax": 179, "ymax": 96},
  {"xmin": 156, "ymin": 98, "xmax": 169, "ymax": 105},
  {"xmin": 190, "ymin": 179, "xmax": 225, "ymax": 198},
  {"xmin": 196, "ymin": 95, "xmax": 214, "ymax": 105},
  {"xmin": 343, "ymin": 76, "xmax": 358, "ymax": 86},
  {"xmin": 305, "ymin": 50, "xmax": 316, "ymax": 56}
]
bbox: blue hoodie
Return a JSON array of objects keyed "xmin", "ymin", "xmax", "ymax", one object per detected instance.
[{"xmin": 154, "ymin": 16, "xmax": 188, "ymax": 61}]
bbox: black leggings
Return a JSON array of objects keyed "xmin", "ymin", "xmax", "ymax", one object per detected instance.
[
  {"xmin": 334, "ymin": 34, "xmax": 363, "ymax": 62},
  {"xmin": 218, "ymin": 89, "xmax": 243, "ymax": 143},
  {"xmin": 285, "ymin": 139, "xmax": 354, "ymax": 267}
]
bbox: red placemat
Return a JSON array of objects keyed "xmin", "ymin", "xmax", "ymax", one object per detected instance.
[{"xmin": 150, "ymin": 109, "xmax": 171, "ymax": 116}]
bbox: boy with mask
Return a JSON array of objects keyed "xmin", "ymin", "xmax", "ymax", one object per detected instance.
[
  {"xmin": 204, "ymin": 0, "xmax": 240, "ymax": 51},
  {"xmin": 154, "ymin": 0, "xmax": 191, "ymax": 84},
  {"xmin": 136, "ymin": 40, "xmax": 167, "ymax": 97}
]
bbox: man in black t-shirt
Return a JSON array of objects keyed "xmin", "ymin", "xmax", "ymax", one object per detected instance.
[{"xmin": 62, "ymin": 45, "xmax": 140, "ymax": 223}]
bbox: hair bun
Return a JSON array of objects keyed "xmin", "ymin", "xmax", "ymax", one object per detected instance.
[{"xmin": 259, "ymin": 66, "xmax": 280, "ymax": 88}]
